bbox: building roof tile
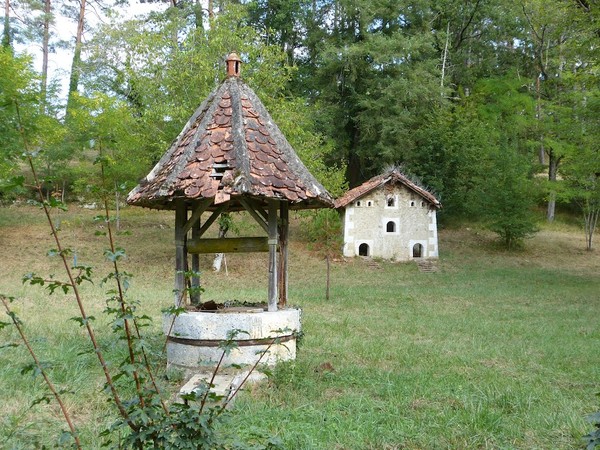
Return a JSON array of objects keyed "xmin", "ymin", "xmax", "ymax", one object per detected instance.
[{"xmin": 334, "ymin": 169, "xmax": 441, "ymax": 209}]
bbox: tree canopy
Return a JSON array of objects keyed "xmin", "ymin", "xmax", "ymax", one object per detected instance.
[{"xmin": 1, "ymin": 0, "xmax": 599, "ymax": 247}]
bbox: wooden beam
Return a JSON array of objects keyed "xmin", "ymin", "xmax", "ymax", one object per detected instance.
[
  {"xmin": 267, "ymin": 200, "xmax": 279, "ymax": 312},
  {"xmin": 182, "ymin": 198, "xmax": 211, "ymax": 235},
  {"xmin": 190, "ymin": 218, "xmax": 201, "ymax": 306},
  {"xmin": 239, "ymin": 198, "xmax": 268, "ymax": 233},
  {"xmin": 278, "ymin": 201, "xmax": 289, "ymax": 308},
  {"xmin": 188, "ymin": 237, "xmax": 269, "ymax": 254},
  {"xmin": 196, "ymin": 204, "xmax": 228, "ymax": 238},
  {"xmin": 174, "ymin": 200, "xmax": 187, "ymax": 306}
]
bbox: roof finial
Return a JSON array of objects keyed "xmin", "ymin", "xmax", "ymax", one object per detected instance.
[{"xmin": 226, "ymin": 52, "xmax": 242, "ymax": 77}]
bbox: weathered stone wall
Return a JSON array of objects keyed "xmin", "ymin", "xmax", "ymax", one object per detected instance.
[{"xmin": 342, "ymin": 184, "xmax": 438, "ymax": 260}]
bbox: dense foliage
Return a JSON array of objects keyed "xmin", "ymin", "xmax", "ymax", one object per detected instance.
[{"xmin": 2, "ymin": 0, "xmax": 598, "ymax": 247}]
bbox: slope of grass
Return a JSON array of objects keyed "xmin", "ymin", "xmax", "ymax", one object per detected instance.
[{"xmin": 0, "ymin": 205, "xmax": 599, "ymax": 448}]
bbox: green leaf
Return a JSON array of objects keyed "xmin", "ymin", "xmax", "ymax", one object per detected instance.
[
  {"xmin": 0, "ymin": 342, "xmax": 19, "ymax": 349},
  {"xmin": 30, "ymin": 395, "xmax": 51, "ymax": 407},
  {"xmin": 58, "ymin": 431, "xmax": 76, "ymax": 445},
  {"xmin": 104, "ymin": 248, "xmax": 126, "ymax": 262},
  {"xmin": 47, "ymin": 196, "xmax": 68, "ymax": 211},
  {"xmin": 69, "ymin": 316, "xmax": 95, "ymax": 327},
  {"xmin": 587, "ymin": 411, "xmax": 600, "ymax": 424},
  {"xmin": 0, "ymin": 175, "xmax": 25, "ymax": 192}
]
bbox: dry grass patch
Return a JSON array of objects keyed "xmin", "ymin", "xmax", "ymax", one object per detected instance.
[{"xmin": 1, "ymin": 205, "xmax": 599, "ymax": 448}]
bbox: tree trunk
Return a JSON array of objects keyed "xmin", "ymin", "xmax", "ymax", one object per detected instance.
[
  {"xmin": 536, "ymin": 75, "xmax": 545, "ymax": 165},
  {"xmin": 40, "ymin": 0, "xmax": 51, "ymax": 109},
  {"xmin": 3, "ymin": 0, "xmax": 10, "ymax": 49},
  {"xmin": 546, "ymin": 154, "xmax": 560, "ymax": 222},
  {"xmin": 66, "ymin": 0, "xmax": 86, "ymax": 115},
  {"xmin": 584, "ymin": 206, "xmax": 599, "ymax": 251},
  {"xmin": 193, "ymin": 0, "xmax": 203, "ymax": 30},
  {"xmin": 440, "ymin": 22, "xmax": 450, "ymax": 92}
]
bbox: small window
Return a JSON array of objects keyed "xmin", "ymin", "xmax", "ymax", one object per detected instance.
[
  {"xmin": 358, "ymin": 243, "xmax": 370, "ymax": 256},
  {"xmin": 410, "ymin": 201, "xmax": 415, "ymax": 207},
  {"xmin": 386, "ymin": 221, "xmax": 396, "ymax": 233},
  {"xmin": 421, "ymin": 201, "xmax": 425, "ymax": 207},
  {"xmin": 356, "ymin": 201, "xmax": 361, "ymax": 207},
  {"xmin": 413, "ymin": 243, "xmax": 423, "ymax": 258},
  {"xmin": 387, "ymin": 197, "xmax": 395, "ymax": 207},
  {"xmin": 367, "ymin": 201, "xmax": 372, "ymax": 207}
]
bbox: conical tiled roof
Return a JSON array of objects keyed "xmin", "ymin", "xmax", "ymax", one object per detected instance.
[{"xmin": 127, "ymin": 57, "xmax": 333, "ymax": 211}]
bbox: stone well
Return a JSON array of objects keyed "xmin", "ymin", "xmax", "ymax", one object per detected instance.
[
  {"xmin": 164, "ymin": 307, "xmax": 301, "ymax": 372},
  {"xmin": 127, "ymin": 53, "xmax": 333, "ymax": 373}
]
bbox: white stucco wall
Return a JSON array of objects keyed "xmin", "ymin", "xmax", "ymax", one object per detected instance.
[{"xmin": 342, "ymin": 184, "xmax": 439, "ymax": 261}]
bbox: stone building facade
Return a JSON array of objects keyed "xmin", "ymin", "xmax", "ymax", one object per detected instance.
[{"xmin": 335, "ymin": 169, "xmax": 441, "ymax": 261}]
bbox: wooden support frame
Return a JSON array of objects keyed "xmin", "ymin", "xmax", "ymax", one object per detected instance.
[
  {"xmin": 182, "ymin": 198, "xmax": 211, "ymax": 235},
  {"xmin": 190, "ymin": 218, "xmax": 201, "ymax": 305},
  {"xmin": 267, "ymin": 200, "xmax": 279, "ymax": 312},
  {"xmin": 174, "ymin": 200, "xmax": 187, "ymax": 306},
  {"xmin": 172, "ymin": 197, "xmax": 291, "ymax": 311},
  {"xmin": 278, "ymin": 201, "xmax": 289, "ymax": 308},
  {"xmin": 196, "ymin": 204, "xmax": 228, "ymax": 238}
]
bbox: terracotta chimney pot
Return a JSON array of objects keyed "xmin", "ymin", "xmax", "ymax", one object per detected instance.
[{"xmin": 226, "ymin": 52, "xmax": 242, "ymax": 77}]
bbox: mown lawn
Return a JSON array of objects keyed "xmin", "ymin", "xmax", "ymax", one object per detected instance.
[{"xmin": 0, "ymin": 205, "xmax": 599, "ymax": 448}]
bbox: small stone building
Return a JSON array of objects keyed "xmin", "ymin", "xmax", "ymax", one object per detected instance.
[{"xmin": 335, "ymin": 169, "xmax": 441, "ymax": 261}]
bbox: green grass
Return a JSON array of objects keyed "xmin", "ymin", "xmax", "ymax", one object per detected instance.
[{"xmin": 0, "ymin": 205, "xmax": 599, "ymax": 448}]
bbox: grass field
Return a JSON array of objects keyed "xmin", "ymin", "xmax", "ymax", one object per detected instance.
[{"xmin": 0, "ymin": 204, "xmax": 599, "ymax": 448}]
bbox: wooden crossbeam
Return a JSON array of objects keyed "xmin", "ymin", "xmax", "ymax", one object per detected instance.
[{"xmin": 187, "ymin": 237, "xmax": 269, "ymax": 254}]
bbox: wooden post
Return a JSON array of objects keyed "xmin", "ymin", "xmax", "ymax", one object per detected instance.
[
  {"xmin": 174, "ymin": 200, "xmax": 187, "ymax": 306},
  {"xmin": 278, "ymin": 201, "xmax": 289, "ymax": 308},
  {"xmin": 191, "ymin": 217, "xmax": 201, "ymax": 306},
  {"xmin": 267, "ymin": 200, "xmax": 279, "ymax": 312}
]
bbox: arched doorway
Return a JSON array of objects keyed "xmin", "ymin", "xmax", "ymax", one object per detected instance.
[
  {"xmin": 412, "ymin": 243, "xmax": 423, "ymax": 258},
  {"xmin": 358, "ymin": 243, "xmax": 370, "ymax": 256}
]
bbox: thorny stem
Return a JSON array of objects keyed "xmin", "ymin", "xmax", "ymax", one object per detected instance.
[
  {"xmin": 15, "ymin": 102, "xmax": 138, "ymax": 432},
  {"xmin": 99, "ymin": 161, "xmax": 144, "ymax": 409},
  {"xmin": 100, "ymin": 174, "xmax": 169, "ymax": 415},
  {"xmin": 162, "ymin": 288, "xmax": 186, "ymax": 356},
  {"xmin": 217, "ymin": 337, "xmax": 277, "ymax": 415},
  {"xmin": 1, "ymin": 296, "xmax": 82, "ymax": 449},
  {"xmin": 198, "ymin": 348, "xmax": 226, "ymax": 415}
]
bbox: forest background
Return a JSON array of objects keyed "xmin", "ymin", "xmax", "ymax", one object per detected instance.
[{"xmin": 1, "ymin": 0, "xmax": 599, "ymax": 247}]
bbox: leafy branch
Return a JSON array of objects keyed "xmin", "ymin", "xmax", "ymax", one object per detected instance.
[{"xmin": 14, "ymin": 100, "xmax": 138, "ymax": 432}]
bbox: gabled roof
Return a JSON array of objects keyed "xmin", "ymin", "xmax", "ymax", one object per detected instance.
[
  {"xmin": 334, "ymin": 169, "xmax": 441, "ymax": 209},
  {"xmin": 127, "ymin": 55, "xmax": 333, "ymax": 211}
]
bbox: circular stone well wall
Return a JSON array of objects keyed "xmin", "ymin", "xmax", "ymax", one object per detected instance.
[{"xmin": 163, "ymin": 308, "xmax": 301, "ymax": 372}]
